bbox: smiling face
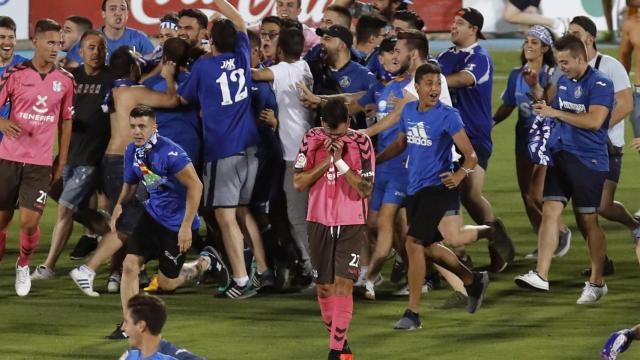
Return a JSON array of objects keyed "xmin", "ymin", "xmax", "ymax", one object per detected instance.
[
  {"xmin": 391, "ymin": 39, "xmax": 412, "ymax": 75},
  {"xmin": 33, "ymin": 30, "xmax": 63, "ymax": 65},
  {"xmin": 178, "ymin": 16, "xmax": 204, "ymax": 47},
  {"xmin": 80, "ymin": 34, "xmax": 106, "ymax": 71},
  {"xmin": 557, "ymin": 49, "xmax": 584, "ymax": 79},
  {"xmin": 379, "ymin": 49, "xmax": 400, "ymax": 73},
  {"xmin": 0, "ymin": 26, "xmax": 16, "ymax": 64},
  {"xmin": 523, "ymin": 35, "xmax": 547, "ymax": 62},
  {"xmin": 276, "ymin": 0, "xmax": 301, "ymax": 19},
  {"xmin": 159, "ymin": 27, "xmax": 178, "ymax": 47},
  {"xmin": 450, "ymin": 15, "xmax": 475, "ymax": 46},
  {"xmin": 415, "ymin": 72, "xmax": 442, "ymax": 107},
  {"xmin": 102, "ymin": 0, "xmax": 128, "ymax": 31}
]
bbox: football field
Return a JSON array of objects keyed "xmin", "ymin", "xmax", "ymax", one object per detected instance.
[{"xmin": 1, "ymin": 47, "xmax": 639, "ymax": 359}]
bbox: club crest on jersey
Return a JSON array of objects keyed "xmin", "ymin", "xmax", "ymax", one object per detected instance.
[
  {"xmin": 221, "ymin": 59, "xmax": 236, "ymax": 71},
  {"xmin": 378, "ymin": 100, "xmax": 387, "ymax": 111},
  {"xmin": 574, "ymin": 86, "xmax": 582, "ymax": 98},
  {"xmin": 339, "ymin": 76, "xmax": 351, "ymax": 88},
  {"xmin": 52, "ymin": 80, "xmax": 62, "ymax": 93}
]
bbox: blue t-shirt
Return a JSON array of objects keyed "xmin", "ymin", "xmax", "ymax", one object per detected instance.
[
  {"xmin": 359, "ymin": 76, "xmax": 412, "ymax": 175},
  {"xmin": 251, "ymin": 76, "xmax": 282, "ymax": 156},
  {"xmin": 400, "ymin": 101, "xmax": 465, "ymax": 195},
  {"xmin": 502, "ymin": 64, "xmax": 554, "ymax": 129},
  {"xmin": 179, "ymin": 32, "xmax": 259, "ymax": 162},
  {"xmin": 143, "ymin": 71, "xmax": 202, "ymax": 167},
  {"xmin": 549, "ymin": 66, "xmax": 614, "ymax": 171},
  {"xmin": 124, "ymin": 136, "xmax": 201, "ymax": 232},
  {"xmin": 332, "ymin": 61, "xmax": 377, "ymax": 94},
  {"xmin": 67, "ymin": 27, "xmax": 154, "ymax": 64},
  {"xmin": 157, "ymin": 339, "xmax": 203, "ymax": 360},
  {"xmin": 122, "ymin": 349, "xmax": 176, "ymax": 360},
  {"xmin": 437, "ymin": 43, "xmax": 493, "ymax": 152},
  {"xmin": 0, "ymin": 54, "xmax": 28, "ymax": 140}
]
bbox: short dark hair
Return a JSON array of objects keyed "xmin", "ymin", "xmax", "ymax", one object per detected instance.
[
  {"xmin": 110, "ymin": 45, "xmax": 137, "ymax": 78},
  {"xmin": 79, "ymin": 29, "xmax": 106, "ymax": 47},
  {"xmin": 0, "ymin": 16, "xmax": 17, "ymax": 33},
  {"xmin": 356, "ymin": 14, "xmax": 388, "ymax": 45},
  {"xmin": 210, "ymin": 18, "xmax": 237, "ymax": 53},
  {"xmin": 326, "ymin": 4, "xmax": 352, "ymax": 27},
  {"xmin": 392, "ymin": 0, "xmax": 409, "ymax": 11},
  {"xmin": 163, "ymin": 37, "xmax": 190, "ymax": 68},
  {"xmin": 554, "ymin": 34, "xmax": 587, "ymax": 61},
  {"xmin": 281, "ymin": 18, "xmax": 303, "ymax": 32},
  {"xmin": 415, "ymin": 62, "xmax": 441, "ymax": 83},
  {"xmin": 262, "ymin": 16, "xmax": 283, "ymax": 29},
  {"xmin": 34, "ymin": 19, "xmax": 62, "ymax": 36},
  {"xmin": 66, "ymin": 16, "xmax": 93, "ymax": 34},
  {"xmin": 160, "ymin": 12, "xmax": 180, "ymax": 25},
  {"xmin": 247, "ymin": 29, "xmax": 261, "ymax": 49},
  {"xmin": 127, "ymin": 294, "xmax": 166, "ymax": 336},
  {"xmin": 277, "ymin": 27, "xmax": 304, "ymax": 60},
  {"xmin": 101, "ymin": 0, "xmax": 129, "ymax": 12},
  {"xmin": 393, "ymin": 10, "xmax": 425, "ymax": 31},
  {"xmin": 178, "ymin": 8, "xmax": 208, "ymax": 30},
  {"xmin": 397, "ymin": 29, "xmax": 429, "ymax": 60},
  {"xmin": 321, "ymin": 98, "xmax": 349, "ymax": 129},
  {"xmin": 129, "ymin": 105, "xmax": 156, "ymax": 121}
]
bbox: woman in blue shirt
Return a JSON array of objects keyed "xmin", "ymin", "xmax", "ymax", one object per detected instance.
[{"xmin": 493, "ymin": 25, "xmax": 569, "ymax": 255}]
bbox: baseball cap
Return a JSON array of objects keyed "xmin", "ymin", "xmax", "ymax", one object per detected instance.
[
  {"xmin": 455, "ymin": 7, "xmax": 486, "ymax": 40},
  {"xmin": 316, "ymin": 25, "xmax": 353, "ymax": 48}
]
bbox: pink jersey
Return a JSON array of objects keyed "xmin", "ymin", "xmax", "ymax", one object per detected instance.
[
  {"xmin": 295, "ymin": 128, "xmax": 375, "ymax": 226},
  {"xmin": 0, "ymin": 61, "xmax": 75, "ymax": 166},
  {"xmin": 302, "ymin": 25, "xmax": 320, "ymax": 57}
]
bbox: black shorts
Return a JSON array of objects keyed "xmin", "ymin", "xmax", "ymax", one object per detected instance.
[
  {"xmin": 406, "ymin": 186, "xmax": 459, "ymax": 246},
  {"xmin": 459, "ymin": 144, "xmax": 491, "ymax": 171},
  {"xmin": 308, "ymin": 222, "xmax": 366, "ymax": 284},
  {"xmin": 606, "ymin": 148, "xmax": 622, "ymax": 183},
  {"xmin": 0, "ymin": 159, "xmax": 51, "ymax": 214},
  {"xmin": 115, "ymin": 200, "xmax": 145, "ymax": 239},
  {"xmin": 127, "ymin": 210, "xmax": 194, "ymax": 279},
  {"xmin": 509, "ymin": 0, "xmax": 541, "ymax": 11},
  {"xmin": 543, "ymin": 151, "xmax": 608, "ymax": 214}
]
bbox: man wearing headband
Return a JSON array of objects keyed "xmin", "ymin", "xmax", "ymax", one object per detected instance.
[
  {"xmin": 438, "ymin": 8, "xmax": 515, "ymax": 271},
  {"xmin": 568, "ymin": 16, "xmax": 640, "ymax": 274}
]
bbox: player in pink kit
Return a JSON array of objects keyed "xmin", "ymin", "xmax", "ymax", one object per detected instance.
[
  {"xmin": 0, "ymin": 19, "xmax": 75, "ymax": 296},
  {"xmin": 293, "ymin": 99, "xmax": 375, "ymax": 360}
]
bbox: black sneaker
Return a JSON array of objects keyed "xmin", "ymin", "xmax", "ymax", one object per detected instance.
[
  {"xmin": 464, "ymin": 271, "xmax": 490, "ymax": 314},
  {"xmin": 393, "ymin": 309, "xmax": 422, "ymax": 330},
  {"xmin": 342, "ymin": 339, "xmax": 352, "ymax": 355},
  {"xmin": 487, "ymin": 218, "xmax": 515, "ymax": 272},
  {"xmin": 105, "ymin": 323, "xmax": 128, "ymax": 340},
  {"xmin": 390, "ymin": 255, "xmax": 407, "ymax": 285},
  {"xmin": 216, "ymin": 280, "xmax": 258, "ymax": 299},
  {"xmin": 69, "ymin": 235, "xmax": 98, "ymax": 260},
  {"xmin": 138, "ymin": 269, "xmax": 151, "ymax": 289},
  {"xmin": 200, "ymin": 246, "xmax": 230, "ymax": 289},
  {"xmin": 252, "ymin": 269, "xmax": 275, "ymax": 291},
  {"xmin": 581, "ymin": 257, "xmax": 615, "ymax": 277}
]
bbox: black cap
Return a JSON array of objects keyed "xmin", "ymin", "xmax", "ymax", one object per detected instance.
[
  {"xmin": 570, "ymin": 16, "xmax": 597, "ymax": 37},
  {"xmin": 455, "ymin": 7, "xmax": 485, "ymax": 40},
  {"xmin": 379, "ymin": 37, "xmax": 397, "ymax": 53},
  {"xmin": 316, "ymin": 25, "xmax": 353, "ymax": 48}
]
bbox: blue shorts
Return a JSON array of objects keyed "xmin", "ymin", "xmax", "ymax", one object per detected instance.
[
  {"xmin": 370, "ymin": 173, "xmax": 407, "ymax": 212},
  {"xmin": 543, "ymin": 151, "xmax": 608, "ymax": 214}
]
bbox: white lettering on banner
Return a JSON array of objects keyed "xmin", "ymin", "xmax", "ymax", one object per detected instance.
[{"xmin": 130, "ymin": 0, "xmax": 328, "ymax": 27}]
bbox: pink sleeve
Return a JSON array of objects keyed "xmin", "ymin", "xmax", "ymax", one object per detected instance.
[
  {"xmin": 294, "ymin": 130, "xmax": 316, "ymax": 172},
  {"xmin": 61, "ymin": 78, "xmax": 76, "ymax": 120},
  {"xmin": 303, "ymin": 27, "xmax": 320, "ymax": 56},
  {"xmin": 0, "ymin": 69, "xmax": 15, "ymax": 108}
]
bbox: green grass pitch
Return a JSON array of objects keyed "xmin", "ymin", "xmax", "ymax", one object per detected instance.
[{"xmin": 0, "ymin": 47, "xmax": 639, "ymax": 359}]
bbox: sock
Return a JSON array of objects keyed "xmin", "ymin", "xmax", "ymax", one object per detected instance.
[
  {"xmin": 359, "ymin": 266, "xmax": 368, "ymax": 281},
  {"xmin": 330, "ymin": 295, "xmax": 353, "ymax": 351},
  {"xmin": 0, "ymin": 229, "xmax": 7, "ymax": 262},
  {"xmin": 318, "ymin": 295, "xmax": 335, "ymax": 333},
  {"xmin": 18, "ymin": 227, "xmax": 40, "ymax": 267},
  {"xmin": 80, "ymin": 264, "xmax": 96, "ymax": 275},
  {"xmin": 234, "ymin": 276, "xmax": 249, "ymax": 287}
]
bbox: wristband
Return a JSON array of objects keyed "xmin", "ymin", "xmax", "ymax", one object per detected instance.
[
  {"xmin": 335, "ymin": 159, "xmax": 350, "ymax": 174},
  {"xmin": 461, "ymin": 166, "xmax": 475, "ymax": 176}
]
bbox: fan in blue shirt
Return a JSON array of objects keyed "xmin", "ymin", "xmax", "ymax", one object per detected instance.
[
  {"xmin": 0, "ymin": 53, "xmax": 27, "ymax": 141},
  {"xmin": 67, "ymin": 27, "xmax": 154, "ymax": 64}
]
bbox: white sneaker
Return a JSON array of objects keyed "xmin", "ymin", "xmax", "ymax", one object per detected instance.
[
  {"xmin": 15, "ymin": 262, "xmax": 31, "ymax": 296},
  {"xmin": 514, "ymin": 270, "xmax": 549, "ymax": 291},
  {"xmin": 391, "ymin": 281, "xmax": 430, "ymax": 296},
  {"xmin": 107, "ymin": 273, "xmax": 121, "ymax": 293},
  {"xmin": 70, "ymin": 266, "xmax": 99, "ymax": 297},
  {"xmin": 364, "ymin": 280, "xmax": 376, "ymax": 300},
  {"xmin": 576, "ymin": 282, "xmax": 608, "ymax": 304},
  {"xmin": 30, "ymin": 265, "xmax": 55, "ymax": 280}
]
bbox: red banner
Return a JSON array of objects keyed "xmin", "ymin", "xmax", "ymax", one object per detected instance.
[{"xmin": 28, "ymin": 0, "xmax": 461, "ymax": 37}]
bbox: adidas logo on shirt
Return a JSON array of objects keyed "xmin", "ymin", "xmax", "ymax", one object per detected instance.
[{"xmin": 406, "ymin": 122, "xmax": 433, "ymax": 146}]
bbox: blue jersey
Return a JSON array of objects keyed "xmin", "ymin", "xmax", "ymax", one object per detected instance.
[
  {"xmin": 143, "ymin": 71, "xmax": 202, "ymax": 167},
  {"xmin": 401, "ymin": 101, "xmax": 465, "ymax": 195},
  {"xmin": 549, "ymin": 66, "xmax": 614, "ymax": 171},
  {"xmin": 502, "ymin": 64, "xmax": 554, "ymax": 129},
  {"xmin": 437, "ymin": 43, "xmax": 493, "ymax": 152},
  {"xmin": 333, "ymin": 61, "xmax": 376, "ymax": 94},
  {"xmin": 179, "ymin": 32, "xmax": 259, "ymax": 162},
  {"xmin": 157, "ymin": 339, "xmax": 204, "ymax": 360},
  {"xmin": 67, "ymin": 27, "xmax": 154, "ymax": 64},
  {"xmin": 359, "ymin": 77, "xmax": 412, "ymax": 175},
  {"xmin": 124, "ymin": 136, "xmax": 201, "ymax": 232},
  {"xmin": 122, "ymin": 349, "xmax": 176, "ymax": 360},
  {"xmin": 0, "ymin": 54, "xmax": 28, "ymax": 140}
]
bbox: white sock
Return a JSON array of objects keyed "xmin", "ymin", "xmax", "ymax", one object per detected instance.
[
  {"xmin": 234, "ymin": 276, "xmax": 249, "ymax": 287},
  {"xmin": 80, "ymin": 265, "xmax": 95, "ymax": 276}
]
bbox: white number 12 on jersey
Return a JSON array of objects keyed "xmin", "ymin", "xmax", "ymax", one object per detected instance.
[{"xmin": 216, "ymin": 69, "xmax": 248, "ymax": 106}]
